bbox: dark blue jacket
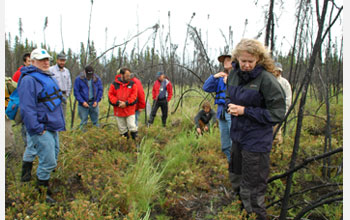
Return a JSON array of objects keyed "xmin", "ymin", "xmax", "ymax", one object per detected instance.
[
  {"xmin": 225, "ymin": 64, "xmax": 286, "ymax": 152},
  {"xmin": 18, "ymin": 65, "xmax": 66, "ymax": 135},
  {"xmin": 203, "ymin": 75, "xmax": 227, "ymax": 119},
  {"xmin": 74, "ymin": 72, "xmax": 103, "ymax": 106}
]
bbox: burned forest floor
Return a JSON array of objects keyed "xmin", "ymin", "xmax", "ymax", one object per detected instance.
[{"xmin": 5, "ymin": 92, "xmax": 343, "ymax": 219}]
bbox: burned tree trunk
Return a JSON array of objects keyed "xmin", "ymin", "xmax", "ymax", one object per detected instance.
[
  {"xmin": 279, "ymin": 0, "xmax": 334, "ymax": 219},
  {"xmin": 264, "ymin": 0, "xmax": 275, "ymax": 52}
]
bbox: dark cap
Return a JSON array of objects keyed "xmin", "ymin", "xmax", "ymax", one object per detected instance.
[
  {"xmin": 85, "ymin": 65, "xmax": 94, "ymax": 75},
  {"xmin": 218, "ymin": 54, "xmax": 232, "ymax": 63},
  {"xmin": 57, "ymin": 52, "xmax": 67, "ymax": 60}
]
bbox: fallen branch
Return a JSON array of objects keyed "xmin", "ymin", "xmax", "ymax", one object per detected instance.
[
  {"xmin": 287, "ymin": 190, "xmax": 342, "ymax": 210},
  {"xmin": 171, "ymin": 88, "xmax": 206, "ymax": 114},
  {"xmin": 268, "ymin": 147, "xmax": 343, "ymax": 183},
  {"xmin": 88, "ymin": 24, "xmax": 159, "ymax": 66},
  {"xmin": 294, "ymin": 196, "xmax": 342, "ymax": 220},
  {"xmin": 267, "ymin": 183, "xmax": 342, "ymax": 208}
]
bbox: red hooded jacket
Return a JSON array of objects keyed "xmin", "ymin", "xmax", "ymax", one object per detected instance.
[
  {"xmin": 108, "ymin": 76, "xmax": 138, "ymax": 117},
  {"xmin": 12, "ymin": 66, "xmax": 23, "ymax": 82},
  {"xmin": 115, "ymin": 74, "xmax": 145, "ymax": 111},
  {"xmin": 152, "ymin": 78, "xmax": 173, "ymax": 102}
]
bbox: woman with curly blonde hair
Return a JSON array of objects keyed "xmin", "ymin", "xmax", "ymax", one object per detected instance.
[
  {"xmin": 225, "ymin": 38, "xmax": 286, "ymax": 220},
  {"xmin": 231, "ymin": 38, "xmax": 275, "ymax": 73}
]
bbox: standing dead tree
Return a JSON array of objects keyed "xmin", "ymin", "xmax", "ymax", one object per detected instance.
[
  {"xmin": 60, "ymin": 15, "xmax": 64, "ymax": 52},
  {"xmin": 279, "ymin": 0, "xmax": 343, "ymax": 219},
  {"xmin": 264, "ymin": 0, "xmax": 275, "ymax": 53},
  {"xmin": 70, "ymin": 0, "xmax": 94, "ymax": 129},
  {"xmin": 180, "ymin": 13, "xmax": 196, "ymax": 108},
  {"xmin": 84, "ymin": 0, "xmax": 94, "ymax": 67},
  {"xmin": 43, "ymin": 17, "xmax": 48, "ymax": 47},
  {"xmin": 318, "ymin": 68, "xmax": 332, "ymax": 178},
  {"xmin": 188, "ymin": 24, "xmax": 214, "ymax": 75},
  {"xmin": 167, "ymin": 11, "xmax": 178, "ymax": 98},
  {"xmin": 18, "ymin": 18, "xmax": 23, "ymax": 43}
]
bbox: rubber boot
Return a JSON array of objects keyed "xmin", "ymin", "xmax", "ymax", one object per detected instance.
[
  {"xmin": 122, "ymin": 132, "xmax": 130, "ymax": 139},
  {"xmin": 21, "ymin": 161, "xmax": 33, "ymax": 182},
  {"xmin": 130, "ymin": 131, "xmax": 138, "ymax": 140},
  {"xmin": 37, "ymin": 179, "xmax": 56, "ymax": 204}
]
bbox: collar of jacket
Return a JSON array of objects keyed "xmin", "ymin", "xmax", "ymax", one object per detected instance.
[
  {"xmin": 116, "ymin": 76, "xmax": 131, "ymax": 85},
  {"xmin": 237, "ymin": 64, "xmax": 265, "ymax": 84},
  {"xmin": 79, "ymin": 71, "xmax": 97, "ymax": 82},
  {"xmin": 55, "ymin": 64, "xmax": 66, "ymax": 72},
  {"xmin": 21, "ymin": 65, "xmax": 53, "ymax": 76},
  {"xmin": 157, "ymin": 79, "xmax": 168, "ymax": 85}
]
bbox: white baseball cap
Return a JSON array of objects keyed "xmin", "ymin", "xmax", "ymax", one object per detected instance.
[
  {"xmin": 275, "ymin": 62, "xmax": 283, "ymax": 72},
  {"xmin": 31, "ymin": 48, "xmax": 52, "ymax": 60}
]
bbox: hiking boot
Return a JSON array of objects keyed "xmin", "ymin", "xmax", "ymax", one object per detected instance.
[
  {"xmin": 45, "ymin": 195, "xmax": 56, "ymax": 204},
  {"xmin": 122, "ymin": 132, "xmax": 130, "ymax": 139},
  {"xmin": 37, "ymin": 179, "xmax": 56, "ymax": 204},
  {"xmin": 21, "ymin": 161, "xmax": 33, "ymax": 182},
  {"xmin": 147, "ymin": 122, "xmax": 152, "ymax": 128}
]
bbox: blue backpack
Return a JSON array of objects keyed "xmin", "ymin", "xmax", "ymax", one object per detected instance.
[
  {"xmin": 5, "ymin": 72, "xmax": 64, "ymax": 123},
  {"xmin": 5, "ymin": 88, "xmax": 21, "ymax": 123}
]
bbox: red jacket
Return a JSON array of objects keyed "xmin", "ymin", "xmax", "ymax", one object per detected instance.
[
  {"xmin": 152, "ymin": 79, "xmax": 173, "ymax": 102},
  {"xmin": 108, "ymin": 76, "xmax": 138, "ymax": 117},
  {"xmin": 12, "ymin": 66, "xmax": 23, "ymax": 82},
  {"xmin": 115, "ymin": 74, "xmax": 145, "ymax": 111}
]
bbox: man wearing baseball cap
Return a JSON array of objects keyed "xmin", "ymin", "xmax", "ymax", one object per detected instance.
[
  {"xmin": 50, "ymin": 52, "xmax": 72, "ymax": 121},
  {"xmin": 17, "ymin": 48, "xmax": 65, "ymax": 203},
  {"xmin": 273, "ymin": 62, "xmax": 292, "ymax": 146},
  {"xmin": 73, "ymin": 65, "xmax": 103, "ymax": 130}
]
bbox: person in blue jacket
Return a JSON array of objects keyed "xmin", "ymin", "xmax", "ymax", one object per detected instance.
[
  {"xmin": 225, "ymin": 39, "xmax": 286, "ymax": 220},
  {"xmin": 203, "ymin": 54, "xmax": 233, "ymax": 162},
  {"xmin": 73, "ymin": 65, "xmax": 103, "ymax": 130},
  {"xmin": 18, "ymin": 48, "xmax": 66, "ymax": 204}
]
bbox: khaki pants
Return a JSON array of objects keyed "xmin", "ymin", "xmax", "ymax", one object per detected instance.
[{"xmin": 116, "ymin": 115, "xmax": 137, "ymax": 134}]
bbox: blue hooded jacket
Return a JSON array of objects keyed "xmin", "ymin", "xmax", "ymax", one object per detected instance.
[
  {"xmin": 225, "ymin": 63, "xmax": 286, "ymax": 152},
  {"xmin": 18, "ymin": 65, "xmax": 66, "ymax": 135},
  {"xmin": 203, "ymin": 75, "xmax": 227, "ymax": 119},
  {"xmin": 73, "ymin": 72, "xmax": 103, "ymax": 106}
]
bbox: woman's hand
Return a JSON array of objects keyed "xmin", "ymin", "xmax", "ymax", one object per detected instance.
[
  {"xmin": 214, "ymin": 72, "xmax": 227, "ymax": 78},
  {"xmin": 228, "ymin": 103, "xmax": 245, "ymax": 116}
]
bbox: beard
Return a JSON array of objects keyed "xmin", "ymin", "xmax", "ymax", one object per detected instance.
[{"xmin": 58, "ymin": 63, "xmax": 65, "ymax": 69}]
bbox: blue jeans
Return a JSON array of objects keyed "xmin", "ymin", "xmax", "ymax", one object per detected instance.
[
  {"xmin": 23, "ymin": 131, "xmax": 59, "ymax": 180},
  {"xmin": 218, "ymin": 111, "xmax": 232, "ymax": 162},
  {"xmin": 78, "ymin": 102, "xmax": 99, "ymax": 130},
  {"xmin": 135, "ymin": 110, "xmax": 140, "ymax": 126},
  {"xmin": 21, "ymin": 123, "xmax": 27, "ymax": 148}
]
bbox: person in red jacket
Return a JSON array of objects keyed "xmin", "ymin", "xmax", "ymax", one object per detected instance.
[
  {"xmin": 114, "ymin": 72, "xmax": 146, "ymax": 127},
  {"xmin": 148, "ymin": 71, "xmax": 173, "ymax": 127},
  {"xmin": 12, "ymin": 52, "xmax": 31, "ymax": 82},
  {"xmin": 11, "ymin": 52, "xmax": 31, "ymax": 150},
  {"xmin": 108, "ymin": 67, "xmax": 138, "ymax": 139}
]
